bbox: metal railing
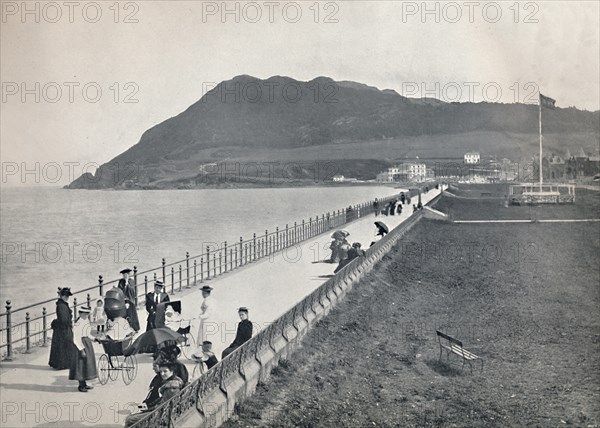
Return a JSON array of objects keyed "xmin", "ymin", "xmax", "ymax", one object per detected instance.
[
  {"xmin": 0, "ymin": 187, "xmax": 431, "ymax": 360},
  {"xmin": 129, "ymin": 197, "xmax": 432, "ymax": 428}
]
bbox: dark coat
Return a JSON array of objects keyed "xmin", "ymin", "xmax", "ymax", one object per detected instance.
[
  {"xmin": 69, "ymin": 336, "xmax": 97, "ymax": 381},
  {"xmin": 205, "ymin": 353, "xmax": 218, "ymax": 369},
  {"xmin": 144, "ymin": 374, "xmax": 163, "ymax": 408},
  {"xmin": 145, "ymin": 292, "xmax": 170, "ymax": 331},
  {"xmin": 119, "ymin": 278, "xmax": 140, "ymax": 331},
  {"xmin": 48, "ymin": 299, "xmax": 74, "ymax": 369},
  {"xmin": 230, "ymin": 319, "xmax": 253, "ymax": 348},
  {"xmin": 221, "ymin": 319, "xmax": 253, "ymax": 358}
]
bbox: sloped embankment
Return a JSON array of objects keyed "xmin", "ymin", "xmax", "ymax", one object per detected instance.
[{"xmin": 223, "ymin": 210, "xmax": 600, "ymax": 427}]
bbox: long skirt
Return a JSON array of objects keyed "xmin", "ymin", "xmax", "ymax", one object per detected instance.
[
  {"xmin": 126, "ymin": 305, "xmax": 140, "ymax": 331},
  {"xmin": 69, "ymin": 337, "xmax": 97, "ymax": 381},
  {"xmin": 48, "ymin": 327, "xmax": 74, "ymax": 370}
]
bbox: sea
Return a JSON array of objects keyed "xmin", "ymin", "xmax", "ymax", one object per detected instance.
[{"xmin": 0, "ymin": 185, "xmax": 399, "ymax": 313}]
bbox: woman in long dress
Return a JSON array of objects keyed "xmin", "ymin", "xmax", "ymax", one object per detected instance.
[
  {"xmin": 69, "ymin": 306, "xmax": 97, "ymax": 392},
  {"xmin": 195, "ymin": 286, "xmax": 214, "ymax": 354},
  {"xmin": 48, "ymin": 288, "xmax": 75, "ymax": 370}
]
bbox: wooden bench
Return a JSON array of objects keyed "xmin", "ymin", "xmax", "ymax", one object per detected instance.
[{"xmin": 436, "ymin": 330, "xmax": 483, "ymax": 372}]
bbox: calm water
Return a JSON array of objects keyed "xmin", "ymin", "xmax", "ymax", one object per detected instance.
[{"xmin": 0, "ymin": 186, "xmax": 398, "ymax": 311}]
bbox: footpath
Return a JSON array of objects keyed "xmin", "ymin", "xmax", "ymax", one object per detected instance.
[{"xmin": 0, "ymin": 187, "xmax": 443, "ymax": 427}]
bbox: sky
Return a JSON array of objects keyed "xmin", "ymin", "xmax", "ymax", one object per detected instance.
[{"xmin": 1, "ymin": 0, "xmax": 599, "ymax": 186}]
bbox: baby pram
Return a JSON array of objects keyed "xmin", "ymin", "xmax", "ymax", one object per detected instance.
[{"xmin": 96, "ymin": 335, "xmax": 137, "ymax": 385}]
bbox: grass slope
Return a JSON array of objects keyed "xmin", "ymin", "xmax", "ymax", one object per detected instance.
[{"xmin": 223, "ymin": 191, "xmax": 600, "ymax": 428}]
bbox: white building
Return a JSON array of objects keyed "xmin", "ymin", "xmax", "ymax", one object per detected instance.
[
  {"xmin": 375, "ymin": 166, "xmax": 400, "ymax": 183},
  {"xmin": 376, "ymin": 163, "xmax": 427, "ymax": 182},
  {"xmin": 399, "ymin": 162, "xmax": 427, "ymax": 182},
  {"xmin": 464, "ymin": 152, "xmax": 480, "ymax": 164}
]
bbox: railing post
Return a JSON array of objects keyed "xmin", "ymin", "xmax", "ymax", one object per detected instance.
[
  {"xmin": 98, "ymin": 276, "xmax": 104, "ymax": 297},
  {"xmin": 153, "ymin": 272, "xmax": 157, "ymax": 283},
  {"xmin": 286, "ymin": 224, "xmax": 289, "ymax": 248},
  {"xmin": 162, "ymin": 258, "xmax": 166, "ymax": 284},
  {"xmin": 42, "ymin": 307, "xmax": 48, "ymax": 347},
  {"xmin": 224, "ymin": 242, "xmax": 228, "ymax": 272},
  {"xmin": 25, "ymin": 312, "xmax": 31, "ymax": 353},
  {"xmin": 4, "ymin": 301, "xmax": 12, "ymax": 360},
  {"xmin": 219, "ymin": 252, "xmax": 222, "ymax": 275},
  {"xmin": 239, "ymin": 237, "xmax": 243, "ymax": 265},
  {"xmin": 87, "ymin": 293, "xmax": 91, "ymax": 310},
  {"xmin": 133, "ymin": 266, "xmax": 138, "ymax": 306},
  {"xmin": 308, "ymin": 217, "xmax": 312, "ymax": 238},
  {"xmin": 244, "ymin": 244, "xmax": 248, "ymax": 264},
  {"xmin": 253, "ymin": 233, "xmax": 257, "ymax": 260},
  {"xmin": 72, "ymin": 297, "xmax": 78, "ymax": 322},
  {"xmin": 213, "ymin": 253, "xmax": 217, "ymax": 277},
  {"xmin": 301, "ymin": 220, "xmax": 305, "ymax": 241},
  {"xmin": 230, "ymin": 248, "xmax": 233, "ymax": 270},
  {"xmin": 186, "ymin": 252, "xmax": 190, "ymax": 288},
  {"xmin": 206, "ymin": 247, "xmax": 210, "ymax": 280},
  {"xmin": 144, "ymin": 275, "xmax": 148, "ymax": 298},
  {"xmin": 321, "ymin": 214, "xmax": 325, "ymax": 232},
  {"xmin": 193, "ymin": 260, "xmax": 197, "ymax": 285},
  {"xmin": 200, "ymin": 257, "xmax": 204, "ymax": 282},
  {"xmin": 264, "ymin": 230, "xmax": 268, "ymax": 256},
  {"xmin": 179, "ymin": 265, "xmax": 183, "ymax": 292},
  {"xmin": 275, "ymin": 227, "xmax": 279, "ymax": 251},
  {"xmin": 293, "ymin": 222, "xmax": 297, "ymax": 244},
  {"xmin": 170, "ymin": 267, "xmax": 175, "ymax": 295},
  {"xmin": 234, "ymin": 248, "xmax": 238, "ymax": 268}
]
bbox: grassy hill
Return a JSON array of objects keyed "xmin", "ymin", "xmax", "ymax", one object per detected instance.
[{"xmin": 67, "ymin": 75, "xmax": 600, "ymax": 189}]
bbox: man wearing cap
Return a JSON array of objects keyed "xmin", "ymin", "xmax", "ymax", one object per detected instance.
[
  {"xmin": 196, "ymin": 285, "xmax": 214, "ymax": 347},
  {"xmin": 145, "ymin": 281, "xmax": 170, "ymax": 331},
  {"xmin": 69, "ymin": 306, "xmax": 97, "ymax": 392},
  {"xmin": 221, "ymin": 307, "xmax": 253, "ymax": 358},
  {"xmin": 118, "ymin": 268, "xmax": 140, "ymax": 332}
]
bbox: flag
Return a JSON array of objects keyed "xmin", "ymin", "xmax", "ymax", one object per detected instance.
[{"xmin": 539, "ymin": 93, "xmax": 556, "ymax": 109}]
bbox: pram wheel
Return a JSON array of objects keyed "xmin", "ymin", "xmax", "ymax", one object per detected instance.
[
  {"xmin": 122, "ymin": 355, "xmax": 137, "ymax": 385},
  {"xmin": 98, "ymin": 354, "xmax": 110, "ymax": 385},
  {"xmin": 180, "ymin": 331, "xmax": 196, "ymax": 361}
]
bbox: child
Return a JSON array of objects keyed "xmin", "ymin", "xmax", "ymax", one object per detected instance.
[{"xmin": 91, "ymin": 299, "xmax": 107, "ymax": 334}]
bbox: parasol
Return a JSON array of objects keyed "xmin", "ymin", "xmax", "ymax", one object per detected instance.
[
  {"xmin": 126, "ymin": 327, "xmax": 185, "ymax": 355},
  {"xmin": 374, "ymin": 221, "xmax": 389, "ymax": 233},
  {"xmin": 331, "ymin": 230, "xmax": 350, "ymax": 239}
]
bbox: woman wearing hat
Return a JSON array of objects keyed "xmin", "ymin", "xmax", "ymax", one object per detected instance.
[
  {"xmin": 221, "ymin": 307, "xmax": 253, "ymax": 358},
  {"xmin": 69, "ymin": 306, "xmax": 97, "ymax": 392},
  {"xmin": 195, "ymin": 286, "xmax": 214, "ymax": 349},
  {"xmin": 118, "ymin": 268, "xmax": 140, "ymax": 332},
  {"xmin": 48, "ymin": 287, "xmax": 75, "ymax": 370}
]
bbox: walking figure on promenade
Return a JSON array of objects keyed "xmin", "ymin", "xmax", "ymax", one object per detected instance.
[
  {"xmin": 145, "ymin": 281, "xmax": 170, "ymax": 331},
  {"xmin": 69, "ymin": 306, "xmax": 97, "ymax": 392},
  {"xmin": 222, "ymin": 307, "xmax": 253, "ymax": 358},
  {"xmin": 373, "ymin": 198, "xmax": 380, "ymax": 216},
  {"xmin": 195, "ymin": 285, "xmax": 214, "ymax": 349},
  {"xmin": 49, "ymin": 287, "xmax": 75, "ymax": 370},
  {"xmin": 118, "ymin": 268, "xmax": 140, "ymax": 332},
  {"xmin": 400, "ymin": 192, "xmax": 405, "ymax": 205},
  {"xmin": 370, "ymin": 221, "xmax": 389, "ymax": 247}
]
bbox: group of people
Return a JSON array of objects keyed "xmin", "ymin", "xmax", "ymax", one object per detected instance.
[{"xmin": 373, "ymin": 193, "xmax": 411, "ymax": 217}]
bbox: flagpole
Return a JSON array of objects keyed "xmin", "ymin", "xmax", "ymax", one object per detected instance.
[{"xmin": 539, "ymin": 95, "xmax": 543, "ymax": 191}]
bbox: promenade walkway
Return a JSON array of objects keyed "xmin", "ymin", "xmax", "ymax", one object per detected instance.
[{"xmin": 0, "ymin": 188, "xmax": 443, "ymax": 427}]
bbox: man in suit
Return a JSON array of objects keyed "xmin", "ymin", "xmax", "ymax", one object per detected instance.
[
  {"xmin": 145, "ymin": 281, "xmax": 170, "ymax": 331},
  {"xmin": 221, "ymin": 307, "xmax": 253, "ymax": 358},
  {"xmin": 118, "ymin": 268, "xmax": 140, "ymax": 332}
]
